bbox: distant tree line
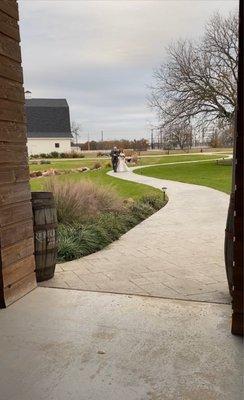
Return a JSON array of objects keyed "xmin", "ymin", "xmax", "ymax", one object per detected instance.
[
  {"xmin": 159, "ymin": 120, "xmax": 234, "ymax": 150},
  {"xmin": 78, "ymin": 139, "xmax": 149, "ymax": 151}
]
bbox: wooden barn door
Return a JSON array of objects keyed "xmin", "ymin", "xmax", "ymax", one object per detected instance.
[
  {"xmin": 0, "ymin": 0, "xmax": 36, "ymax": 307},
  {"xmin": 231, "ymin": 0, "xmax": 243, "ymax": 335}
]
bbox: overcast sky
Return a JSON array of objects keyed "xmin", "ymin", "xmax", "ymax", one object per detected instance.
[{"xmin": 19, "ymin": 0, "xmax": 237, "ymax": 142}]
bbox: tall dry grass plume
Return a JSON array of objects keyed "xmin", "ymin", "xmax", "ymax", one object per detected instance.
[{"xmin": 45, "ymin": 179, "xmax": 123, "ymax": 223}]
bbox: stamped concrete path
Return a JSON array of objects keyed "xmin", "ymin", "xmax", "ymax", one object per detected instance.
[{"xmin": 41, "ymin": 165, "xmax": 230, "ymax": 304}]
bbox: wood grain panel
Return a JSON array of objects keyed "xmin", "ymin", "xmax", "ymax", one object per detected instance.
[
  {"xmin": 0, "ymin": 99, "xmax": 25, "ymax": 122},
  {"xmin": 0, "ymin": 143, "xmax": 28, "ymax": 164},
  {"xmin": 13, "ymin": 165, "xmax": 30, "ymax": 182},
  {"xmin": 0, "ymin": 1, "xmax": 36, "ymax": 307},
  {"xmin": 0, "ymin": 8, "xmax": 19, "ymax": 41},
  {"xmin": 0, "ymin": 201, "xmax": 32, "ymax": 226},
  {"xmin": 0, "ymin": 166, "xmax": 29, "ymax": 184},
  {"xmin": 231, "ymin": 2, "xmax": 243, "ymax": 336},
  {"xmin": 4, "ymin": 273, "xmax": 36, "ymax": 308},
  {"xmin": 1, "ymin": 237, "xmax": 34, "ymax": 268},
  {"xmin": 2, "ymin": 237, "xmax": 34, "ymax": 268},
  {"xmin": 0, "ymin": 76, "xmax": 24, "ymax": 102},
  {"xmin": 0, "ymin": 1, "xmax": 19, "ymax": 20},
  {"xmin": 2, "ymin": 255, "xmax": 35, "ymax": 287},
  {"xmin": 0, "ymin": 170, "xmax": 15, "ymax": 184},
  {"xmin": 0, "ymin": 55, "xmax": 23, "ymax": 82},
  {"xmin": 0, "ymin": 32, "xmax": 21, "ymax": 61},
  {"xmin": 0, "ymin": 182, "xmax": 31, "ymax": 206},
  {"xmin": 1, "ymin": 218, "xmax": 34, "ymax": 248},
  {"xmin": 0, "ymin": 120, "xmax": 26, "ymax": 142}
]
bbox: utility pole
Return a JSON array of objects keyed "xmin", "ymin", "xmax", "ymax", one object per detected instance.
[
  {"xmin": 150, "ymin": 129, "xmax": 154, "ymax": 149},
  {"xmin": 101, "ymin": 130, "xmax": 104, "ymax": 142},
  {"xmin": 202, "ymin": 128, "xmax": 205, "ymax": 147},
  {"xmin": 159, "ymin": 128, "xmax": 163, "ymax": 149},
  {"xmin": 87, "ymin": 133, "xmax": 90, "ymax": 151}
]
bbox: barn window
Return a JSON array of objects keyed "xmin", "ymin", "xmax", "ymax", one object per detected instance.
[{"xmin": 55, "ymin": 143, "xmax": 60, "ymax": 148}]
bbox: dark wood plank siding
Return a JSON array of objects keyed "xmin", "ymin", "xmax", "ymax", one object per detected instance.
[
  {"xmin": 231, "ymin": 1, "xmax": 243, "ymax": 335},
  {"xmin": 0, "ymin": 0, "xmax": 36, "ymax": 307}
]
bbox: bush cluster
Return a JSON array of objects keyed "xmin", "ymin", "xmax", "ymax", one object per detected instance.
[
  {"xmin": 57, "ymin": 207, "xmax": 153, "ymax": 262},
  {"xmin": 97, "ymin": 151, "xmax": 110, "ymax": 157},
  {"xmin": 91, "ymin": 162, "xmax": 102, "ymax": 170},
  {"xmin": 52, "ymin": 180, "xmax": 166, "ymax": 262},
  {"xmin": 30, "ymin": 152, "xmax": 85, "ymax": 159}
]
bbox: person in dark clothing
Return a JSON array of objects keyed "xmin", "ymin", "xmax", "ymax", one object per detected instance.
[{"xmin": 110, "ymin": 147, "xmax": 120, "ymax": 172}]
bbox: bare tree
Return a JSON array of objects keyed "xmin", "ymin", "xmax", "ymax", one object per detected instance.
[
  {"xmin": 150, "ymin": 11, "xmax": 238, "ymax": 128},
  {"xmin": 208, "ymin": 120, "xmax": 234, "ymax": 148},
  {"xmin": 71, "ymin": 121, "xmax": 82, "ymax": 144},
  {"xmin": 162, "ymin": 121, "xmax": 193, "ymax": 150}
]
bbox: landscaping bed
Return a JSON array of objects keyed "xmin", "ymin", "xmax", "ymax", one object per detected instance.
[{"xmin": 47, "ymin": 180, "xmax": 167, "ymax": 262}]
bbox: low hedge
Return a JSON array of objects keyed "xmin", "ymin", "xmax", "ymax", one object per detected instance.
[{"xmin": 30, "ymin": 152, "xmax": 85, "ymax": 159}]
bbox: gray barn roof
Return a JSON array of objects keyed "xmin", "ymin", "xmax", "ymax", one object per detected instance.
[{"xmin": 25, "ymin": 98, "xmax": 73, "ymax": 138}]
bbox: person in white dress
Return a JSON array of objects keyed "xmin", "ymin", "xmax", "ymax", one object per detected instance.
[{"xmin": 117, "ymin": 150, "xmax": 129, "ymax": 172}]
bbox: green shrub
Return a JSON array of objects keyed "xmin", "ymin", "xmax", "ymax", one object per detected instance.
[
  {"xmin": 58, "ymin": 222, "xmax": 111, "ymax": 261},
  {"xmin": 140, "ymin": 193, "xmax": 165, "ymax": 210},
  {"xmin": 58, "ymin": 225, "xmax": 82, "ymax": 261},
  {"xmin": 58, "ymin": 152, "xmax": 85, "ymax": 159},
  {"xmin": 71, "ymin": 152, "xmax": 85, "ymax": 158},
  {"xmin": 97, "ymin": 213, "xmax": 129, "ymax": 238},
  {"xmin": 29, "ymin": 154, "xmax": 39, "ymax": 159},
  {"xmin": 50, "ymin": 151, "xmax": 60, "ymax": 158},
  {"xmin": 130, "ymin": 202, "xmax": 154, "ymax": 221},
  {"xmin": 97, "ymin": 151, "xmax": 109, "ymax": 157},
  {"xmin": 40, "ymin": 159, "xmax": 51, "ymax": 164}
]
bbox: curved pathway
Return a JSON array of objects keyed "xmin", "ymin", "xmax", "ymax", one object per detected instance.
[{"xmin": 41, "ymin": 162, "xmax": 230, "ymax": 304}]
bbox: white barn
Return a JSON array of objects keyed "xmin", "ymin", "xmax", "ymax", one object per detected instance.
[{"xmin": 25, "ymin": 98, "xmax": 73, "ymax": 155}]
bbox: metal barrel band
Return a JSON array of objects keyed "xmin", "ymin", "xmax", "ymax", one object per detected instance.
[
  {"xmin": 33, "ymin": 223, "xmax": 58, "ymax": 231},
  {"xmin": 34, "ymin": 248, "xmax": 58, "ymax": 255}
]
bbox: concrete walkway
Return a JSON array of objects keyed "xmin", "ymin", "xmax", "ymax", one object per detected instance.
[
  {"xmin": 0, "ymin": 288, "xmax": 242, "ymax": 400},
  {"xmin": 41, "ymin": 166, "xmax": 230, "ymax": 304}
]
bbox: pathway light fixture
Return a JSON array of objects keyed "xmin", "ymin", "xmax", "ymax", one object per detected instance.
[{"xmin": 162, "ymin": 187, "xmax": 167, "ymax": 202}]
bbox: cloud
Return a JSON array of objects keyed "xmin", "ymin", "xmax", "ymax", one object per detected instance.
[{"xmin": 19, "ymin": 0, "xmax": 238, "ymax": 140}]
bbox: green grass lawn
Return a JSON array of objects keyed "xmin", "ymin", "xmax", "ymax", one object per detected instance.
[
  {"xmin": 29, "ymin": 153, "xmax": 226, "ymax": 172},
  {"xmin": 30, "ymin": 168, "xmax": 162, "ymax": 200},
  {"xmin": 135, "ymin": 160, "xmax": 232, "ymax": 194},
  {"xmin": 29, "ymin": 159, "xmax": 109, "ymax": 172},
  {"xmin": 137, "ymin": 153, "xmax": 225, "ymax": 166},
  {"xmin": 30, "ymin": 154, "xmax": 230, "ymax": 198}
]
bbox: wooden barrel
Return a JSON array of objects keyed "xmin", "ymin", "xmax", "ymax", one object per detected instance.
[
  {"xmin": 224, "ymin": 192, "xmax": 234, "ymax": 296},
  {"xmin": 31, "ymin": 192, "xmax": 58, "ymax": 282}
]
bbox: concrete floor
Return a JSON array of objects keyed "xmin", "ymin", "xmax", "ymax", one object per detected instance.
[{"xmin": 0, "ymin": 287, "xmax": 242, "ymax": 400}]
